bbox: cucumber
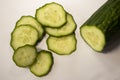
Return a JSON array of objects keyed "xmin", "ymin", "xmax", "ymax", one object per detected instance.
[
  {"xmin": 46, "ymin": 34, "xmax": 77, "ymax": 55},
  {"xmin": 11, "ymin": 25, "xmax": 39, "ymax": 50},
  {"xmin": 13, "ymin": 45, "xmax": 37, "ymax": 67},
  {"xmin": 45, "ymin": 13, "xmax": 77, "ymax": 37},
  {"xmin": 80, "ymin": 0, "xmax": 120, "ymax": 52},
  {"xmin": 30, "ymin": 50, "xmax": 53, "ymax": 77},
  {"xmin": 36, "ymin": 2, "xmax": 67, "ymax": 28},
  {"xmin": 16, "ymin": 16, "xmax": 44, "ymax": 40}
]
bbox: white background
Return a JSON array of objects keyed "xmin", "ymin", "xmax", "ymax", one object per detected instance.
[{"xmin": 1, "ymin": 0, "xmax": 120, "ymax": 80}]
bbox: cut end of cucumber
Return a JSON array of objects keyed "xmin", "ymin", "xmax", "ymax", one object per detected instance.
[{"xmin": 80, "ymin": 26, "xmax": 105, "ymax": 51}]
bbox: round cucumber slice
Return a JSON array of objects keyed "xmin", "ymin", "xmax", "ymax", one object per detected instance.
[
  {"xmin": 11, "ymin": 25, "xmax": 39, "ymax": 50},
  {"xmin": 47, "ymin": 34, "xmax": 77, "ymax": 55},
  {"xmin": 36, "ymin": 2, "xmax": 67, "ymax": 28},
  {"xmin": 13, "ymin": 45, "xmax": 37, "ymax": 67}
]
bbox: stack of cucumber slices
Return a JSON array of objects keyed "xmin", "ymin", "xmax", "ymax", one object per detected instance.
[
  {"xmin": 35, "ymin": 2, "xmax": 77, "ymax": 55},
  {"xmin": 10, "ymin": 2, "xmax": 77, "ymax": 77},
  {"xmin": 36, "ymin": 2, "xmax": 77, "ymax": 55}
]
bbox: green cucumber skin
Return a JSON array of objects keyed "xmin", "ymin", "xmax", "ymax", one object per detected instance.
[{"xmin": 80, "ymin": 0, "xmax": 120, "ymax": 51}]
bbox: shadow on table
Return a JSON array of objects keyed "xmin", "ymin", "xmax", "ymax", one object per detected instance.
[{"xmin": 103, "ymin": 33, "xmax": 120, "ymax": 53}]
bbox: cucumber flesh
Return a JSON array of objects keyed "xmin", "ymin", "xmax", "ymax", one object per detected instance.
[
  {"xmin": 47, "ymin": 34, "xmax": 77, "ymax": 55},
  {"xmin": 13, "ymin": 45, "xmax": 37, "ymax": 67}
]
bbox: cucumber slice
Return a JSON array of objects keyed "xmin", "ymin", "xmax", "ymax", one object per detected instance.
[
  {"xmin": 46, "ymin": 34, "xmax": 77, "ymax": 55},
  {"xmin": 16, "ymin": 16, "xmax": 44, "ymax": 39},
  {"xmin": 13, "ymin": 45, "xmax": 37, "ymax": 67},
  {"xmin": 36, "ymin": 2, "xmax": 67, "ymax": 28},
  {"xmin": 30, "ymin": 50, "xmax": 53, "ymax": 77},
  {"xmin": 11, "ymin": 25, "xmax": 39, "ymax": 50},
  {"xmin": 45, "ymin": 13, "xmax": 76, "ymax": 37}
]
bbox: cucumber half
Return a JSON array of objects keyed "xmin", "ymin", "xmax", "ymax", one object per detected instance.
[{"xmin": 80, "ymin": 0, "xmax": 120, "ymax": 52}]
